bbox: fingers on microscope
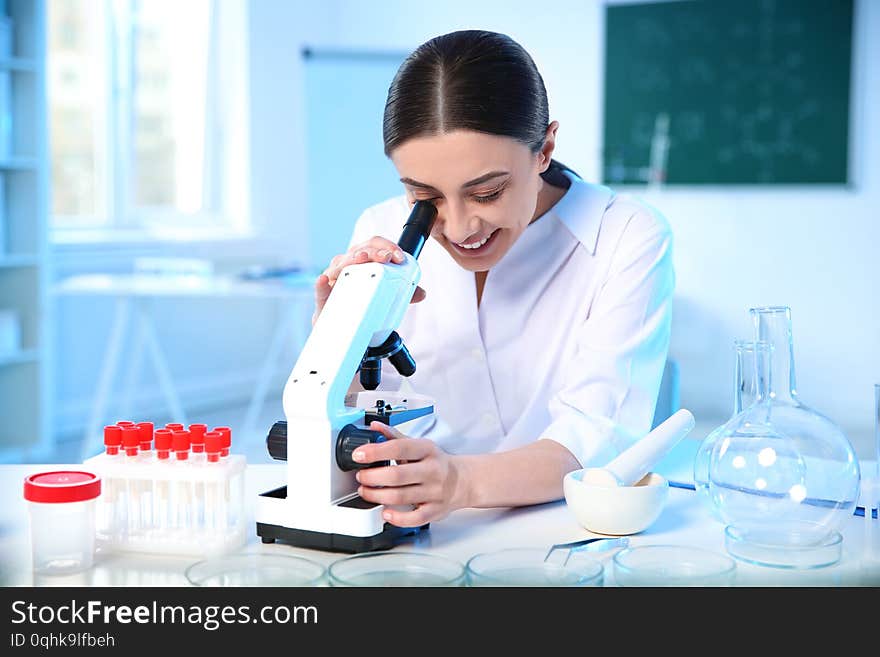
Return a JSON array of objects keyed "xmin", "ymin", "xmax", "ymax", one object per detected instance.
[{"xmin": 382, "ymin": 503, "xmax": 436, "ymax": 527}]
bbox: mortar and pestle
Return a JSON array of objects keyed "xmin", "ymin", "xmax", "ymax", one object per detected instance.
[{"xmin": 563, "ymin": 409, "xmax": 696, "ymax": 535}]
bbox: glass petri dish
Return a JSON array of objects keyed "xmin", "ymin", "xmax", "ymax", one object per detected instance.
[
  {"xmin": 724, "ymin": 526, "xmax": 843, "ymax": 569},
  {"xmin": 185, "ymin": 553, "xmax": 326, "ymax": 587},
  {"xmin": 612, "ymin": 545, "xmax": 736, "ymax": 587},
  {"xmin": 466, "ymin": 548, "xmax": 604, "ymax": 587},
  {"xmin": 328, "ymin": 551, "xmax": 465, "ymax": 587}
]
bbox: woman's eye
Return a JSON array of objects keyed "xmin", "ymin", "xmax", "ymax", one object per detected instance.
[{"xmin": 472, "ymin": 188, "xmax": 504, "ymax": 204}]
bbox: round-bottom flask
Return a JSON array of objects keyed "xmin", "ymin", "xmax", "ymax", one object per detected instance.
[
  {"xmin": 707, "ymin": 307, "xmax": 859, "ymax": 569},
  {"xmin": 694, "ymin": 340, "xmax": 767, "ymax": 521}
]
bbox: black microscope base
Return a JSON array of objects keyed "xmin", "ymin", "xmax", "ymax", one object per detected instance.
[
  {"xmin": 256, "ymin": 521, "xmax": 427, "ymax": 553},
  {"xmin": 256, "ymin": 486, "xmax": 429, "ymax": 553}
]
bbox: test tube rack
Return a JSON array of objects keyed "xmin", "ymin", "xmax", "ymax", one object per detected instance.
[{"xmin": 84, "ymin": 422, "xmax": 247, "ymax": 558}]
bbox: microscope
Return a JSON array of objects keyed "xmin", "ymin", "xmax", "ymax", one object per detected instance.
[{"xmin": 256, "ymin": 201, "xmax": 438, "ymax": 552}]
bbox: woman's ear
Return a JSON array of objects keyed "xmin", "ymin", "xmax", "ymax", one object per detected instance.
[{"xmin": 538, "ymin": 121, "xmax": 560, "ymax": 172}]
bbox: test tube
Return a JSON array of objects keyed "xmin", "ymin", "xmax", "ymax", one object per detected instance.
[
  {"xmin": 189, "ymin": 424, "xmax": 207, "ymax": 532},
  {"xmin": 189, "ymin": 424, "xmax": 207, "ymax": 461},
  {"xmin": 214, "ymin": 426, "xmax": 231, "ymax": 459},
  {"xmin": 874, "ymin": 384, "xmax": 879, "ymax": 482},
  {"xmin": 120, "ymin": 425, "xmax": 141, "ymax": 538},
  {"xmin": 204, "ymin": 431, "xmax": 223, "ymax": 535},
  {"xmin": 213, "ymin": 426, "xmax": 233, "ymax": 529},
  {"xmin": 171, "ymin": 429, "xmax": 191, "ymax": 537},
  {"xmin": 102, "ymin": 425, "xmax": 123, "ymax": 540},
  {"xmin": 153, "ymin": 429, "xmax": 173, "ymax": 537},
  {"xmin": 104, "ymin": 424, "xmax": 122, "ymax": 456},
  {"xmin": 136, "ymin": 422, "xmax": 154, "ymax": 535},
  {"xmin": 136, "ymin": 422, "xmax": 154, "ymax": 459},
  {"xmin": 873, "ymin": 385, "xmax": 880, "ymax": 531},
  {"xmin": 864, "ymin": 384, "xmax": 880, "ymax": 563}
]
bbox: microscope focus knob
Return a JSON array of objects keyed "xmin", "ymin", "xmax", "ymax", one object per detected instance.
[
  {"xmin": 336, "ymin": 424, "xmax": 390, "ymax": 471},
  {"xmin": 265, "ymin": 421, "xmax": 288, "ymax": 461}
]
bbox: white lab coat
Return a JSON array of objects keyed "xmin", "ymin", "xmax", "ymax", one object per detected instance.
[{"xmin": 347, "ymin": 171, "xmax": 674, "ymax": 468}]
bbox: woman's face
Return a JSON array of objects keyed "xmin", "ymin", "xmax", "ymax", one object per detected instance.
[{"xmin": 390, "ymin": 127, "xmax": 556, "ymax": 272}]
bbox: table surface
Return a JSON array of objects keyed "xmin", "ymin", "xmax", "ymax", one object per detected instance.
[
  {"xmin": 53, "ymin": 273, "xmax": 316, "ymax": 299},
  {"xmin": 2, "ymin": 460, "xmax": 878, "ymax": 587}
]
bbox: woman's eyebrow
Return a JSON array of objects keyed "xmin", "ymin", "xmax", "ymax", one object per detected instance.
[{"xmin": 400, "ymin": 170, "xmax": 510, "ymax": 191}]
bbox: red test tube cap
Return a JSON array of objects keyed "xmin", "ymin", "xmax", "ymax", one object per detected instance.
[
  {"xmin": 116, "ymin": 420, "xmax": 135, "ymax": 427},
  {"xmin": 204, "ymin": 431, "xmax": 222, "ymax": 463},
  {"xmin": 214, "ymin": 426, "xmax": 231, "ymax": 457},
  {"xmin": 103, "ymin": 425, "xmax": 122, "ymax": 455},
  {"xmin": 165, "ymin": 423, "xmax": 184, "ymax": 431},
  {"xmin": 121, "ymin": 425, "xmax": 140, "ymax": 457},
  {"xmin": 172, "ymin": 430, "xmax": 190, "ymax": 460},
  {"xmin": 154, "ymin": 429, "xmax": 172, "ymax": 459},
  {"xmin": 189, "ymin": 423, "xmax": 207, "ymax": 452},
  {"xmin": 136, "ymin": 421, "xmax": 154, "ymax": 450}
]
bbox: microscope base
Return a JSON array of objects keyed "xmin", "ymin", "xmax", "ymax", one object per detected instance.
[
  {"xmin": 256, "ymin": 520, "xmax": 427, "ymax": 554},
  {"xmin": 255, "ymin": 485, "xmax": 429, "ymax": 553}
]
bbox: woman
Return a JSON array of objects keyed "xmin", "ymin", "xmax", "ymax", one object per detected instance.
[{"xmin": 313, "ymin": 30, "xmax": 674, "ymax": 528}]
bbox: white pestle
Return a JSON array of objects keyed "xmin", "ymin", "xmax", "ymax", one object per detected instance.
[{"xmin": 581, "ymin": 409, "xmax": 696, "ymax": 487}]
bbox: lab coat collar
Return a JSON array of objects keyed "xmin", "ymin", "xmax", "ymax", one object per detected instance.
[{"xmin": 550, "ymin": 171, "xmax": 615, "ymax": 256}]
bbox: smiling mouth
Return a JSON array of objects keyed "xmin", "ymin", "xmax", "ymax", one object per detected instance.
[{"xmin": 449, "ymin": 228, "xmax": 500, "ymax": 256}]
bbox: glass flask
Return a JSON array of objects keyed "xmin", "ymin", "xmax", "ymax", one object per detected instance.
[
  {"xmin": 706, "ymin": 306, "xmax": 860, "ymax": 568},
  {"xmin": 694, "ymin": 339, "xmax": 768, "ymax": 520}
]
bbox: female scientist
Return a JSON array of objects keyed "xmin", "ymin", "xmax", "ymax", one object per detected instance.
[{"xmin": 313, "ymin": 30, "xmax": 674, "ymax": 527}]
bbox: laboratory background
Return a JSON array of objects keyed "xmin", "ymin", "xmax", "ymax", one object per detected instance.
[{"xmin": 0, "ymin": 0, "xmax": 876, "ymax": 475}]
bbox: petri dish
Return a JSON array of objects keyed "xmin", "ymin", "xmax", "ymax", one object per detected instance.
[
  {"xmin": 724, "ymin": 526, "xmax": 843, "ymax": 569},
  {"xmin": 466, "ymin": 548, "xmax": 604, "ymax": 587},
  {"xmin": 612, "ymin": 544, "xmax": 736, "ymax": 587},
  {"xmin": 185, "ymin": 553, "xmax": 326, "ymax": 587},
  {"xmin": 328, "ymin": 551, "xmax": 465, "ymax": 587}
]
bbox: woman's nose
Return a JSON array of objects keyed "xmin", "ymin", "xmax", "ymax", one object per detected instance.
[{"xmin": 437, "ymin": 201, "xmax": 481, "ymax": 243}]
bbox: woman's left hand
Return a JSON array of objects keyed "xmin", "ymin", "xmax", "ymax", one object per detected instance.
[{"xmin": 352, "ymin": 421, "xmax": 470, "ymax": 527}]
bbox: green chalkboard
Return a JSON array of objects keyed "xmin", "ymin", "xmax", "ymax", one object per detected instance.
[{"xmin": 602, "ymin": 0, "xmax": 853, "ymax": 185}]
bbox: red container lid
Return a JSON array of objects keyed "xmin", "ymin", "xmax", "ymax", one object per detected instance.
[
  {"xmin": 121, "ymin": 426, "xmax": 140, "ymax": 455},
  {"xmin": 189, "ymin": 424, "xmax": 207, "ymax": 439},
  {"xmin": 166, "ymin": 423, "xmax": 184, "ymax": 431},
  {"xmin": 214, "ymin": 427, "xmax": 231, "ymax": 445},
  {"xmin": 116, "ymin": 420, "xmax": 135, "ymax": 427},
  {"xmin": 24, "ymin": 471, "xmax": 101, "ymax": 504},
  {"xmin": 204, "ymin": 431, "xmax": 222, "ymax": 451},
  {"xmin": 171, "ymin": 429, "xmax": 191, "ymax": 451},
  {"xmin": 136, "ymin": 421, "xmax": 154, "ymax": 448},
  {"xmin": 154, "ymin": 428, "xmax": 173, "ymax": 450},
  {"xmin": 103, "ymin": 425, "xmax": 122, "ymax": 446}
]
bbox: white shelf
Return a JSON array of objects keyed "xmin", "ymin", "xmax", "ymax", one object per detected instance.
[
  {"xmin": 0, "ymin": 0, "xmax": 50, "ymax": 459},
  {"xmin": 0, "ymin": 348, "xmax": 39, "ymax": 366}
]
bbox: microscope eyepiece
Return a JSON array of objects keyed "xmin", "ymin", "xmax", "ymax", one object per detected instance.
[{"xmin": 397, "ymin": 200, "xmax": 437, "ymax": 259}]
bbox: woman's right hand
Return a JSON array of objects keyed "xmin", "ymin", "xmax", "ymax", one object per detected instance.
[{"xmin": 313, "ymin": 236, "xmax": 428, "ymax": 325}]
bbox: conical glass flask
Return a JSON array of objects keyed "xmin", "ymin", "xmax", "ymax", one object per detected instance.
[
  {"xmin": 707, "ymin": 306, "xmax": 860, "ymax": 568},
  {"xmin": 694, "ymin": 339, "xmax": 768, "ymax": 519}
]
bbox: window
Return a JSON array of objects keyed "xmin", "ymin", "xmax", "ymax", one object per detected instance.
[{"xmin": 48, "ymin": 0, "xmax": 249, "ymax": 239}]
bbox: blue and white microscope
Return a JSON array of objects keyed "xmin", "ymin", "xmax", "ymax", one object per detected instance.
[{"xmin": 256, "ymin": 201, "xmax": 437, "ymax": 552}]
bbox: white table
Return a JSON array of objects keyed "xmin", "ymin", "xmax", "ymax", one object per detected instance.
[
  {"xmin": 2, "ymin": 462, "xmax": 878, "ymax": 587},
  {"xmin": 53, "ymin": 273, "xmax": 315, "ymax": 460}
]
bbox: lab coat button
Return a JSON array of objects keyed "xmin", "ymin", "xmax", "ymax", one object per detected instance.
[
  {"xmin": 480, "ymin": 412, "xmax": 494, "ymax": 425},
  {"xmin": 470, "ymin": 348, "xmax": 483, "ymax": 360}
]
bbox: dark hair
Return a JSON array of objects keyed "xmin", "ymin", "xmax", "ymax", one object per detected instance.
[{"xmin": 383, "ymin": 30, "xmax": 578, "ymax": 186}]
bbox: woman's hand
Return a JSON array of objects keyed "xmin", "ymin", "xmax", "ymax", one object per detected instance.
[
  {"xmin": 313, "ymin": 236, "xmax": 428, "ymax": 325},
  {"xmin": 352, "ymin": 421, "xmax": 471, "ymax": 527}
]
